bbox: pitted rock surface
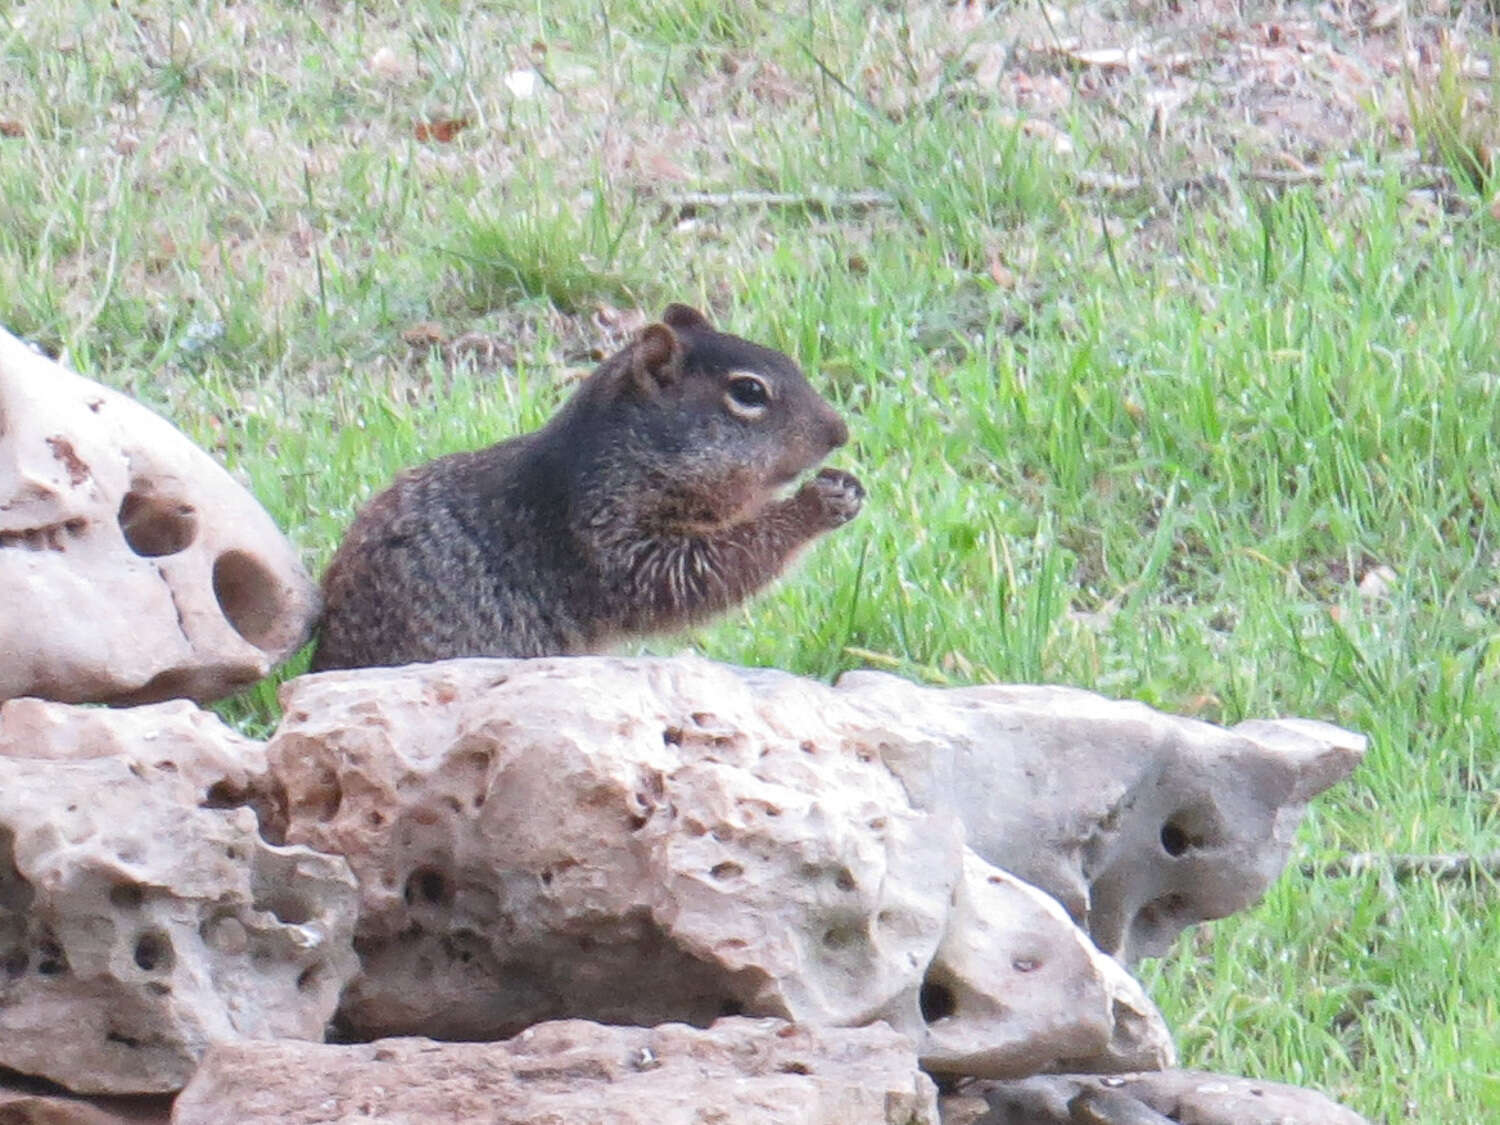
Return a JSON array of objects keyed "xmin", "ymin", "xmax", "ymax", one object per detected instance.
[
  {"xmin": 0, "ymin": 326, "xmax": 318, "ymax": 705},
  {"xmin": 834, "ymin": 671, "xmax": 1365, "ymax": 961},
  {"xmin": 171, "ymin": 1018, "xmax": 939, "ymax": 1125},
  {"xmin": 262, "ymin": 655, "xmax": 1357, "ymax": 1074},
  {"xmin": 0, "ymin": 699, "xmax": 358, "ymax": 1094}
]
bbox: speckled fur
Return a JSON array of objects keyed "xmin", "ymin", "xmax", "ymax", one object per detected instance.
[{"xmin": 311, "ymin": 305, "xmax": 862, "ymax": 671}]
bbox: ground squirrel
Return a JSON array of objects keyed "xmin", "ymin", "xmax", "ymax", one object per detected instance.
[{"xmin": 311, "ymin": 304, "xmax": 863, "ymax": 671}]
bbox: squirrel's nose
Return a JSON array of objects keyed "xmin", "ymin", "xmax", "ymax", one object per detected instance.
[{"xmin": 820, "ymin": 406, "xmax": 849, "ymax": 451}]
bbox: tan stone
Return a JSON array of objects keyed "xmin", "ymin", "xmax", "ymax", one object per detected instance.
[
  {"xmin": 264, "ymin": 657, "xmax": 1255, "ymax": 1076},
  {"xmin": 171, "ymin": 1018, "xmax": 939, "ymax": 1125},
  {"xmin": 0, "ymin": 326, "xmax": 318, "ymax": 705},
  {"xmin": 839, "ymin": 673, "xmax": 1365, "ymax": 961},
  {"xmin": 0, "ymin": 699, "xmax": 359, "ymax": 1094}
]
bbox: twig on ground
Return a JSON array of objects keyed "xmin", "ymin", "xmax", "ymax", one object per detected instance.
[
  {"xmin": 1073, "ymin": 158, "xmax": 1455, "ymax": 200},
  {"xmin": 660, "ymin": 189, "xmax": 897, "ymax": 221},
  {"xmin": 1303, "ymin": 852, "xmax": 1500, "ymax": 883}
]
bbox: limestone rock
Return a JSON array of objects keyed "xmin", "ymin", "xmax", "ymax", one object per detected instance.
[
  {"xmin": 171, "ymin": 1018, "xmax": 940, "ymax": 1125},
  {"xmin": 947, "ymin": 1070, "xmax": 1370, "ymax": 1124},
  {"xmin": 836, "ymin": 673, "xmax": 1365, "ymax": 961},
  {"xmin": 266, "ymin": 657, "xmax": 1190, "ymax": 1076},
  {"xmin": 0, "ymin": 699, "xmax": 359, "ymax": 1094},
  {"xmin": 0, "ymin": 326, "xmax": 318, "ymax": 705},
  {"xmin": 924, "ymin": 857, "xmax": 1172, "ymax": 1077}
]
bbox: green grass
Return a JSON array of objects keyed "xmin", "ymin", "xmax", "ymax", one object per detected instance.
[{"xmin": 4, "ymin": 1, "xmax": 1500, "ymax": 1118}]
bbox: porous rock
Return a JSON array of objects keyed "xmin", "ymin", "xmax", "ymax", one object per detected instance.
[
  {"xmin": 0, "ymin": 699, "xmax": 359, "ymax": 1094},
  {"xmin": 946, "ymin": 1070, "xmax": 1370, "ymax": 1124},
  {"xmin": 266, "ymin": 657, "xmax": 1188, "ymax": 1076},
  {"xmin": 837, "ymin": 672, "xmax": 1364, "ymax": 961},
  {"xmin": 170, "ymin": 1017, "xmax": 939, "ymax": 1125},
  {"xmin": 0, "ymin": 326, "xmax": 318, "ymax": 706}
]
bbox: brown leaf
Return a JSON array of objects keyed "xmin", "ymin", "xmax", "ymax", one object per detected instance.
[
  {"xmin": 414, "ymin": 117, "xmax": 470, "ymax": 143},
  {"xmin": 987, "ymin": 253, "xmax": 1017, "ymax": 290},
  {"xmin": 0, "ymin": 120, "xmax": 23, "ymax": 138},
  {"xmin": 402, "ymin": 321, "xmax": 447, "ymax": 347},
  {"xmin": 640, "ymin": 149, "xmax": 691, "ymax": 183}
]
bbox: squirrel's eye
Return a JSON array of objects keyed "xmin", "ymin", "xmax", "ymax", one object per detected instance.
[{"xmin": 726, "ymin": 375, "xmax": 771, "ymax": 414}]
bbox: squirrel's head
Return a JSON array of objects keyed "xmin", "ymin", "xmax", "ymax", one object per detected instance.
[{"xmin": 580, "ymin": 304, "xmax": 850, "ymax": 529}]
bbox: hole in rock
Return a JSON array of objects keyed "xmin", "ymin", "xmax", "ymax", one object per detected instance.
[
  {"xmin": 257, "ymin": 892, "xmax": 314, "ymax": 926},
  {"xmin": 1159, "ymin": 804, "xmax": 1224, "ymax": 857},
  {"xmin": 1160, "ymin": 821, "xmax": 1190, "ymax": 857},
  {"xmin": 919, "ymin": 980, "xmax": 957, "ymax": 1024},
  {"xmin": 834, "ymin": 867, "xmax": 857, "ymax": 892},
  {"xmin": 297, "ymin": 963, "xmax": 322, "ymax": 992},
  {"xmin": 133, "ymin": 930, "xmax": 174, "ymax": 973},
  {"xmin": 778, "ymin": 1062, "xmax": 812, "ymax": 1076},
  {"xmin": 118, "ymin": 489, "xmax": 197, "ymax": 557},
  {"xmin": 295, "ymin": 767, "xmax": 343, "ymax": 824},
  {"xmin": 821, "ymin": 922, "xmax": 865, "ymax": 950},
  {"xmin": 109, "ymin": 883, "xmax": 144, "ymax": 910},
  {"xmin": 662, "ymin": 727, "xmax": 683, "ymax": 747},
  {"xmin": 202, "ymin": 781, "xmax": 246, "ymax": 810},
  {"xmin": 718, "ymin": 998, "xmax": 745, "ymax": 1018},
  {"xmin": 709, "ymin": 862, "xmax": 743, "ymax": 881},
  {"xmin": 106, "ymin": 1029, "xmax": 143, "ymax": 1049},
  {"xmin": 35, "ymin": 936, "xmax": 68, "ymax": 976},
  {"xmin": 212, "ymin": 549, "xmax": 288, "ymax": 651},
  {"xmin": 403, "ymin": 867, "xmax": 452, "ymax": 907}
]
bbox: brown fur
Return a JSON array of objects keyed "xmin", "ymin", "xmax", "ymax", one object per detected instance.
[{"xmin": 311, "ymin": 304, "xmax": 863, "ymax": 671}]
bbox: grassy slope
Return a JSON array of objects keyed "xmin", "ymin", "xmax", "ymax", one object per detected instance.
[{"xmin": 3, "ymin": 1, "xmax": 1499, "ymax": 1117}]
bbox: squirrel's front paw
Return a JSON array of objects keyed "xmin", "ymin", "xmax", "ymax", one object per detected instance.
[{"xmin": 806, "ymin": 468, "xmax": 865, "ymax": 527}]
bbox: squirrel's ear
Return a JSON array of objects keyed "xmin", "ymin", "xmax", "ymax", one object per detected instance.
[
  {"xmin": 630, "ymin": 323, "xmax": 682, "ymax": 393},
  {"xmin": 660, "ymin": 304, "xmax": 714, "ymax": 333}
]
